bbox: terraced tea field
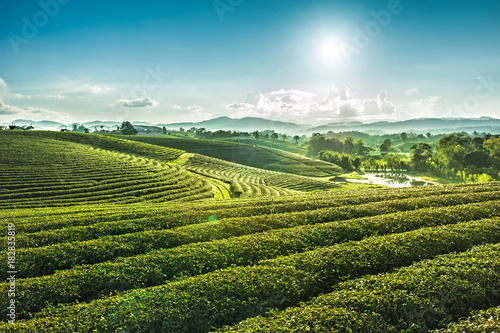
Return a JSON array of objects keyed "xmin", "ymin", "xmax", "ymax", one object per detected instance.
[
  {"xmin": 1, "ymin": 131, "xmax": 500, "ymax": 332},
  {"xmin": 122, "ymin": 135, "xmax": 341, "ymax": 177},
  {"xmin": 0, "ymin": 132, "xmax": 341, "ymax": 206},
  {"xmin": 0, "ymin": 133, "xmax": 212, "ymax": 208}
]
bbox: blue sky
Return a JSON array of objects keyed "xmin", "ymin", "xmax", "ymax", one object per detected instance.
[{"xmin": 1, "ymin": 0, "xmax": 499, "ymax": 125}]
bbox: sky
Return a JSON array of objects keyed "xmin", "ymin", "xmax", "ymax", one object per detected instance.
[{"xmin": 0, "ymin": 0, "xmax": 499, "ymax": 126}]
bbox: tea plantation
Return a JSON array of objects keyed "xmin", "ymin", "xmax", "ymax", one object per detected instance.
[{"xmin": 1, "ymin": 131, "xmax": 499, "ymax": 332}]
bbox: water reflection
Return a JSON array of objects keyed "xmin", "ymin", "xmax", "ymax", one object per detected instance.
[{"xmin": 346, "ymin": 173, "xmax": 433, "ymax": 188}]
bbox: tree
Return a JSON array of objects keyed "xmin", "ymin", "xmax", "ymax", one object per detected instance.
[
  {"xmin": 352, "ymin": 157, "xmax": 361, "ymax": 170},
  {"xmin": 463, "ymin": 150, "xmax": 489, "ymax": 168},
  {"xmin": 343, "ymin": 136, "xmax": 354, "ymax": 154},
  {"xmin": 380, "ymin": 139, "xmax": 392, "ymax": 153},
  {"xmin": 307, "ymin": 133, "xmax": 330, "ymax": 155},
  {"xmin": 282, "ymin": 134, "xmax": 288, "ymax": 141},
  {"xmin": 252, "ymin": 131, "xmax": 260, "ymax": 140},
  {"xmin": 426, "ymin": 132, "xmax": 432, "ymax": 139},
  {"xmin": 400, "ymin": 132, "xmax": 408, "ymax": 142},
  {"xmin": 484, "ymin": 136, "xmax": 500, "ymax": 168},
  {"xmin": 179, "ymin": 127, "xmax": 185, "ymax": 132},
  {"xmin": 271, "ymin": 133, "xmax": 279, "ymax": 140},
  {"xmin": 119, "ymin": 121, "xmax": 138, "ymax": 135},
  {"xmin": 353, "ymin": 139, "xmax": 368, "ymax": 155},
  {"xmin": 410, "ymin": 142, "xmax": 432, "ymax": 171},
  {"xmin": 162, "ymin": 126, "xmax": 167, "ymax": 135},
  {"xmin": 195, "ymin": 128, "xmax": 206, "ymax": 138},
  {"xmin": 472, "ymin": 137, "xmax": 484, "ymax": 149},
  {"xmin": 293, "ymin": 135, "xmax": 300, "ymax": 144}
]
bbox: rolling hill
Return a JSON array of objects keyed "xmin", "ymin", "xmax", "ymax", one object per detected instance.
[
  {"xmin": 1, "ymin": 131, "xmax": 500, "ymax": 332},
  {"xmin": 120, "ymin": 135, "xmax": 341, "ymax": 177},
  {"xmin": 0, "ymin": 132, "xmax": 212, "ymax": 208},
  {"xmin": 0, "ymin": 131, "xmax": 341, "ymax": 207}
]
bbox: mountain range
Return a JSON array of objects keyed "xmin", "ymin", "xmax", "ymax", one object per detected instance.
[{"xmin": 3, "ymin": 116, "xmax": 499, "ymax": 135}]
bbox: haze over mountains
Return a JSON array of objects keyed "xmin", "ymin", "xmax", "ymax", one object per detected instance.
[{"xmin": 4, "ymin": 116, "xmax": 500, "ymax": 135}]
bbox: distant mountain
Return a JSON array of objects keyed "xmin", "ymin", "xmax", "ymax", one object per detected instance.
[
  {"xmin": 82, "ymin": 121, "xmax": 122, "ymax": 129},
  {"xmin": 6, "ymin": 119, "xmax": 65, "ymax": 129},
  {"xmin": 4, "ymin": 116, "xmax": 499, "ymax": 135},
  {"xmin": 307, "ymin": 117, "xmax": 500, "ymax": 134},
  {"xmin": 158, "ymin": 116, "xmax": 309, "ymax": 133},
  {"xmin": 132, "ymin": 121, "xmax": 153, "ymax": 125}
]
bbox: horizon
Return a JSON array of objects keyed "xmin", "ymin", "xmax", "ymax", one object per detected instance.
[{"xmin": 1, "ymin": 0, "xmax": 499, "ymax": 125}]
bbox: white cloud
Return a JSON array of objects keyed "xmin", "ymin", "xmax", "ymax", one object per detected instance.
[
  {"xmin": 116, "ymin": 97, "xmax": 158, "ymax": 108},
  {"xmin": 9, "ymin": 93, "xmax": 32, "ymax": 99},
  {"xmin": 326, "ymin": 83, "xmax": 352, "ymax": 101},
  {"xmin": 172, "ymin": 105, "xmax": 182, "ymax": 109},
  {"xmin": 0, "ymin": 98, "xmax": 21, "ymax": 115},
  {"xmin": 185, "ymin": 105, "xmax": 204, "ymax": 112},
  {"xmin": 45, "ymin": 93, "xmax": 67, "ymax": 100},
  {"xmin": 226, "ymin": 102, "xmax": 253, "ymax": 110},
  {"xmin": 0, "ymin": 97, "xmax": 72, "ymax": 121},
  {"xmin": 362, "ymin": 90, "xmax": 396, "ymax": 116},
  {"xmin": 403, "ymin": 96, "xmax": 441, "ymax": 118},
  {"xmin": 0, "ymin": 78, "xmax": 33, "ymax": 99},
  {"xmin": 84, "ymin": 84, "xmax": 115, "ymax": 94},
  {"xmin": 404, "ymin": 88, "xmax": 420, "ymax": 97},
  {"xmin": 270, "ymin": 89, "xmax": 316, "ymax": 98},
  {"xmin": 225, "ymin": 84, "xmax": 400, "ymax": 123},
  {"xmin": 0, "ymin": 78, "xmax": 8, "ymax": 97}
]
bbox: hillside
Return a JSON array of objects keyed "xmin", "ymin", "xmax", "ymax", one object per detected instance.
[
  {"xmin": 157, "ymin": 116, "xmax": 308, "ymax": 133},
  {"xmin": 2, "ymin": 131, "xmax": 500, "ymax": 332},
  {"xmin": 7, "ymin": 116, "xmax": 500, "ymax": 135},
  {"xmin": 121, "ymin": 135, "xmax": 341, "ymax": 177},
  {"xmin": 1, "ymin": 182, "xmax": 499, "ymax": 331},
  {"xmin": 0, "ymin": 132, "xmax": 212, "ymax": 208},
  {"xmin": 0, "ymin": 132, "xmax": 340, "ymax": 207},
  {"xmin": 308, "ymin": 116, "xmax": 500, "ymax": 134}
]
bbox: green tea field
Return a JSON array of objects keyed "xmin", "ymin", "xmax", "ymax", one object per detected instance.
[
  {"xmin": 122, "ymin": 135, "xmax": 341, "ymax": 177},
  {"xmin": 1, "ymin": 131, "xmax": 499, "ymax": 332}
]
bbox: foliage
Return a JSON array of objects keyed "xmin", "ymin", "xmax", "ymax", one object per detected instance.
[
  {"xmin": 318, "ymin": 150, "xmax": 360, "ymax": 170},
  {"xmin": 380, "ymin": 138, "xmax": 392, "ymax": 152},
  {"xmin": 5, "ymin": 218, "xmax": 500, "ymax": 332},
  {"xmin": 432, "ymin": 134, "xmax": 500, "ymax": 181},
  {"xmin": 432, "ymin": 306, "xmax": 500, "ymax": 332},
  {"xmin": 218, "ymin": 241, "xmax": 500, "ymax": 332},
  {"xmin": 3, "ymin": 198, "xmax": 499, "ymax": 319},
  {"xmin": 118, "ymin": 121, "xmax": 138, "ymax": 135},
  {"xmin": 307, "ymin": 133, "xmax": 369, "ymax": 156}
]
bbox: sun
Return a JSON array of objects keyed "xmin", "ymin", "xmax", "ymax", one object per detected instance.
[{"xmin": 319, "ymin": 38, "xmax": 342, "ymax": 63}]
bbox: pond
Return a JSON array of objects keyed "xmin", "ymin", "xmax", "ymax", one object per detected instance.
[{"xmin": 345, "ymin": 173, "xmax": 434, "ymax": 188}]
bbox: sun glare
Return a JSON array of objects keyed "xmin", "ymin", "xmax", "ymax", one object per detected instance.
[{"xmin": 319, "ymin": 39, "xmax": 342, "ymax": 63}]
